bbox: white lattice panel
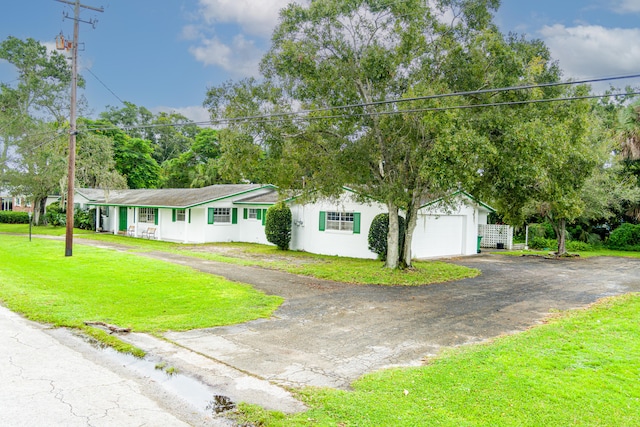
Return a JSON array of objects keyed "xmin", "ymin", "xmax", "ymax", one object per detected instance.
[{"xmin": 478, "ymin": 224, "xmax": 513, "ymax": 249}]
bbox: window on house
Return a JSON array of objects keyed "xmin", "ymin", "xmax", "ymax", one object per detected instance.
[
  {"xmin": 176, "ymin": 209, "xmax": 186, "ymax": 222},
  {"xmin": 327, "ymin": 212, "xmax": 354, "ymax": 231},
  {"xmin": 15, "ymin": 197, "xmax": 21, "ymax": 207},
  {"xmin": 213, "ymin": 207, "xmax": 231, "ymax": 223},
  {"xmin": 139, "ymin": 207, "xmax": 156, "ymax": 223},
  {"xmin": 248, "ymin": 208, "xmax": 258, "ymax": 219},
  {"xmin": 320, "ymin": 211, "xmax": 361, "ymax": 234}
]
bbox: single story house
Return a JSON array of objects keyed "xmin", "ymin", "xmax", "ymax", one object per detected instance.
[{"xmin": 78, "ymin": 184, "xmax": 494, "ymax": 260}]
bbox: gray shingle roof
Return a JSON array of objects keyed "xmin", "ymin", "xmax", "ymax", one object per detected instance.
[{"xmin": 80, "ymin": 184, "xmax": 271, "ymax": 208}]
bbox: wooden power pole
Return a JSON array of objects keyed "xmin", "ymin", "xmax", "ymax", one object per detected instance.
[{"xmin": 55, "ymin": 0, "xmax": 103, "ymax": 257}]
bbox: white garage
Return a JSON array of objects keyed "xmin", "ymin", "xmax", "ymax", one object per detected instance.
[{"xmin": 412, "ymin": 215, "xmax": 466, "ymax": 258}]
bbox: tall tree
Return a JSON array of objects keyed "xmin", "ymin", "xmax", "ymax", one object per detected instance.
[
  {"xmin": 0, "ymin": 36, "xmax": 76, "ymax": 219},
  {"xmin": 207, "ymin": 0, "xmax": 501, "ymax": 268}
]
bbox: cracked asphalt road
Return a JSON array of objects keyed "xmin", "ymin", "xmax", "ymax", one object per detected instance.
[{"xmin": 135, "ymin": 252, "xmax": 640, "ymax": 390}]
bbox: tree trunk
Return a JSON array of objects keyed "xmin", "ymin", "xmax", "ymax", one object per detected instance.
[
  {"xmin": 401, "ymin": 191, "xmax": 420, "ymax": 269},
  {"xmin": 556, "ymin": 218, "xmax": 567, "ymax": 255},
  {"xmin": 385, "ymin": 203, "xmax": 400, "ymax": 269}
]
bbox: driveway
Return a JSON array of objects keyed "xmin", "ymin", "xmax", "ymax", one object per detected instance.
[{"xmin": 130, "ymin": 251, "xmax": 640, "ymax": 390}]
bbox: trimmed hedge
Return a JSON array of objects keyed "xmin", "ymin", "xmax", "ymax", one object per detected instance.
[
  {"xmin": 368, "ymin": 213, "xmax": 405, "ymax": 261},
  {"xmin": 265, "ymin": 202, "xmax": 292, "ymax": 250},
  {"xmin": 0, "ymin": 211, "xmax": 30, "ymax": 224}
]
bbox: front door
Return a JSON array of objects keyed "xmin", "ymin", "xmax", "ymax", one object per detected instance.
[{"xmin": 119, "ymin": 207, "xmax": 128, "ymax": 232}]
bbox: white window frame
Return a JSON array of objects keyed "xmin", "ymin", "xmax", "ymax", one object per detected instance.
[
  {"xmin": 139, "ymin": 207, "xmax": 155, "ymax": 224},
  {"xmin": 176, "ymin": 209, "xmax": 186, "ymax": 222},
  {"xmin": 214, "ymin": 207, "xmax": 231, "ymax": 224},
  {"xmin": 15, "ymin": 197, "xmax": 21, "ymax": 207},
  {"xmin": 326, "ymin": 211, "xmax": 354, "ymax": 232},
  {"xmin": 248, "ymin": 208, "xmax": 258, "ymax": 220}
]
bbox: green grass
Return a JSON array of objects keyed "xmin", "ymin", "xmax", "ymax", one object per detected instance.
[
  {"xmin": 0, "ymin": 223, "xmax": 95, "ymax": 236},
  {"xmin": 236, "ymin": 293, "xmax": 640, "ymax": 426},
  {"xmin": 177, "ymin": 243, "xmax": 480, "ymax": 286},
  {"xmin": 1, "ymin": 225, "xmax": 480, "ymax": 285},
  {"xmin": 0, "ymin": 234, "xmax": 282, "ymax": 332}
]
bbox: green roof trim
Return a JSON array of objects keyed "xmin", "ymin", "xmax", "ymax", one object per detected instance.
[{"xmin": 419, "ymin": 190, "xmax": 495, "ymax": 212}]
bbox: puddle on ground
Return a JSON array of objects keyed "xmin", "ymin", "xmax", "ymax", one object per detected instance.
[{"xmin": 99, "ymin": 347, "xmax": 236, "ymax": 416}]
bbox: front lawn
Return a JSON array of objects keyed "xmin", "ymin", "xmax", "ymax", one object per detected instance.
[
  {"xmin": 0, "ymin": 234, "xmax": 282, "ymax": 332},
  {"xmin": 0, "ymin": 225, "xmax": 480, "ymax": 285},
  {"xmin": 238, "ymin": 293, "xmax": 640, "ymax": 426}
]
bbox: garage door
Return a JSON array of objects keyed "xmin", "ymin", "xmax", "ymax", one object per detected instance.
[{"xmin": 412, "ymin": 215, "xmax": 464, "ymax": 258}]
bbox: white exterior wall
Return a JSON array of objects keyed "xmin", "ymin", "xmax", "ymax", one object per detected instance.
[
  {"xmin": 237, "ymin": 206, "xmax": 271, "ymax": 245},
  {"xmin": 412, "ymin": 199, "xmax": 482, "ymax": 259},
  {"xmin": 290, "ymin": 193, "xmax": 385, "ymax": 259}
]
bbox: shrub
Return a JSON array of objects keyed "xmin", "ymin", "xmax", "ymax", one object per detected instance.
[
  {"xmin": 528, "ymin": 222, "xmax": 555, "ymax": 239},
  {"xmin": 606, "ymin": 223, "xmax": 640, "ymax": 251},
  {"xmin": 265, "ymin": 202, "xmax": 292, "ymax": 250},
  {"xmin": 45, "ymin": 201, "xmax": 66, "ymax": 226},
  {"xmin": 0, "ymin": 211, "xmax": 30, "ymax": 224},
  {"xmin": 566, "ymin": 240, "xmax": 593, "ymax": 252},
  {"xmin": 74, "ymin": 208, "xmax": 95, "ymax": 230},
  {"xmin": 528, "ymin": 236, "xmax": 557, "ymax": 251},
  {"xmin": 368, "ymin": 213, "xmax": 406, "ymax": 261}
]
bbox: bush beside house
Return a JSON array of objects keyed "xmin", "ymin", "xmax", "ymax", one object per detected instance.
[
  {"xmin": 0, "ymin": 211, "xmax": 30, "ymax": 224},
  {"xmin": 265, "ymin": 202, "xmax": 292, "ymax": 250},
  {"xmin": 368, "ymin": 213, "xmax": 406, "ymax": 261}
]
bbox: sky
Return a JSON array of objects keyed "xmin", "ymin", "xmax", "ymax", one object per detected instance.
[{"xmin": 1, "ymin": 0, "xmax": 639, "ymax": 123}]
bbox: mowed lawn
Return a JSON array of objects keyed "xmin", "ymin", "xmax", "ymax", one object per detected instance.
[
  {"xmin": 241, "ymin": 294, "xmax": 640, "ymax": 426},
  {"xmin": 0, "ymin": 234, "xmax": 282, "ymax": 331}
]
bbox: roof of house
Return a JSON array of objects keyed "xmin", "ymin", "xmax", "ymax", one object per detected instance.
[
  {"xmin": 419, "ymin": 190, "xmax": 495, "ymax": 212},
  {"xmin": 80, "ymin": 184, "xmax": 274, "ymax": 209}
]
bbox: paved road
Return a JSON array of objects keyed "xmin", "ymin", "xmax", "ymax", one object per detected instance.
[
  {"xmin": 131, "ymin": 251, "xmax": 640, "ymax": 389},
  {"xmin": 0, "ymin": 304, "xmax": 228, "ymax": 426}
]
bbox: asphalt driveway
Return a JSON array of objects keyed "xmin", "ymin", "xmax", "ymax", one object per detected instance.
[{"xmin": 133, "ymin": 252, "xmax": 640, "ymax": 390}]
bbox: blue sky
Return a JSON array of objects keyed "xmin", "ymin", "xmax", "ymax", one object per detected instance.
[{"xmin": 1, "ymin": 0, "xmax": 639, "ymax": 123}]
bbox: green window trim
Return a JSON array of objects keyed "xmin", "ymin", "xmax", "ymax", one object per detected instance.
[
  {"xmin": 188, "ymin": 209, "xmax": 191, "ymax": 223},
  {"xmin": 262, "ymin": 209, "xmax": 267, "ymax": 226},
  {"xmin": 243, "ymin": 208, "xmax": 248, "ymax": 220},
  {"xmin": 208, "ymin": 208, "xmax": 214, "ymax": 224},
  {"xmin": 256, "ymin": 209, "xmax": 262, "ymax": 220},
  {"xmin": 319, "ymin": 211, "xmax": 326, "ymax": 231},
  {"xmin": 232, "ymin": 208, "xmax": 238, "ymax": 224},
  {"xmin": 154, "ymin": 208, "xmax": 159, "ymax": 225},
  {"xmin": 172, "ymin": 209, "xmax": 176, "ymax": 222}
]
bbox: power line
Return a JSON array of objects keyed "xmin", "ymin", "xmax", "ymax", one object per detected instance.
[
  {"xmin": 85, "ymin": 68, "xmax": 126, "ymax": 105},
  {"xmin": 81, "ymin": 73, "xmax": 640, "ymax": 133}
]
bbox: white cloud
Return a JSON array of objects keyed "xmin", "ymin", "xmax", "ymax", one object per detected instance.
[
  {"xmin": 196, "ymin": 0, "xmax": 293, "ymax": 37},
  {"xmin": 613, "ymin": 0, "xmax": 640, "ymax": 13},
  {"xmin": 539, "ymin": 24, "xmax": 640, "ymax": 80},
  {"xmin": 189, "ymin": 34, "xmax": 261, "ymax": 77}
]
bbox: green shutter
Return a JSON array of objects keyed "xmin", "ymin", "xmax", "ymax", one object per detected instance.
[
  {"xmin": 262, "ymin": 209, "xmax": 267, "ymax": 226},
  {"xmin": 353, "ymin": 212, "xmax": 361, "ymax": 234},
  {"xmin": 319, "ymin": 211, "xmax": 326, "ymax": 231},
  {"xmin": 188, "ymin": 209, "xmax": 191, "ymax": 223},
  {"xmin": 256, "ymin": 209, "xmax": 262, "ymax": 220},
  {"xmin": 172, "ymin": 209, "xmax": 176, "ymax": 222},
  {"xmin": 208, "ymin": 208, "xmax": 214, "ymax": 224},
  {"xmin": 232, "ymin": 208, "xmax": 238, "ymax": 224},
  {"xmin": 243, "ymin": 208, "xmax": 248, "ymax": 219},
  {"xmin": 154, "ymin": 208, "xmax": 159, "ymax": 225}
]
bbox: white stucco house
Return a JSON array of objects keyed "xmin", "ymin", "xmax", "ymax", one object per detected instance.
[{"xmin": 78, "ymin": 184, "xmax": 494, "ymax": 260}]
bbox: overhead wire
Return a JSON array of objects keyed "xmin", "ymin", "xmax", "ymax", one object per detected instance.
[{"xmin": 81, "ymin": 73, "xmax": 640, "ymax": 133}]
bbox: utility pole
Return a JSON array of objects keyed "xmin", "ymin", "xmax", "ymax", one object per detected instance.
[{"xmin": 55, "ymin": 0, "xmax": 103, "ymax": 257}]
